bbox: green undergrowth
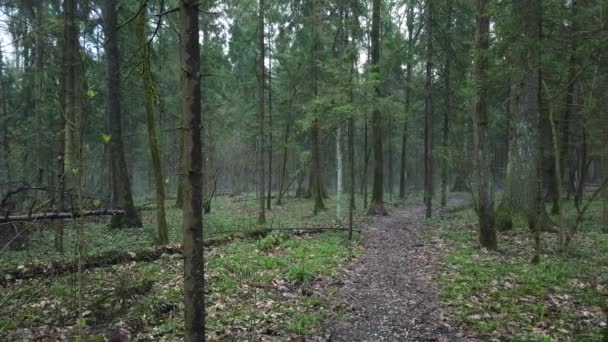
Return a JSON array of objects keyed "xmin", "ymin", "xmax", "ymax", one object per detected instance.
[
  {"xmin": 432, "ymin": 200, "xmax": 608, "ymax": 341},
  {"xmin": 0, "ymin": 194, "xmax": 368, "ymax": 272},
  {"xmin": 0, "ymin": 231, "xmax": 361, "ymax": 340}
]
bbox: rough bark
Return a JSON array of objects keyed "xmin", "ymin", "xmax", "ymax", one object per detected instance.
[
  {"xmin": 103, "ymin": 0, "xmax": 142, "ymax": 229},
  {"xmin": 424, "ymin": 0, "xmax": 434, "ymax": 219},
  {"xmin": 473, "ymin": 0, "xmax": 497, "ymax": 250},
  {"xmin": 257, "ymin": 0, "xmax": 266, "ymax": 224},
  {"xmin": 180, "ymin": 0, "xmax": 205, "ymax": 340},
  {"xmin": 496, "ymin": 0, "xmax": 544, "ymax": 231},
  {"xmin": 368, "ymin": 0, "xmax": 387, "ymax": 216},
  {"xmin": 136, "ymin": 3, "xmax": 168, "ymax": 244}
]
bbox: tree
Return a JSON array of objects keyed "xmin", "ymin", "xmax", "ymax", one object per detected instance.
[
  {"xmin": 368, "ymin": 0, "xmax": 387, "ymax": 216},
  {"xmin": 440, "ymin": 0, "xmax": 454, "ymax": 207},
  {"xmin": 495, "ymin": 0, "xmax": 544, "ymax": 232},
  {"xmin": 180, "ymin": 0, "xmax": 205, "ymax": 340},
  {"xmin": 424, "ymin": 0, "xmax": 434, "ymax": 219},
  {"xmin": 399, "ymin": 0, "xmax": 415, "ymax": 200},
  {"xmin": 257, "ymin": 0, "xmax": 266, "ymax": 224},
  {"xmin": 311, "ymin": 0, "xmax": 326, "ymax": 215},
  {"xmin": 102, "ymin": 0, "xmax": 142, "ymax": 229},
  {"xmin": 136, "ymin": 1, "xmax": 168, "ymax": 244},
  {"xmin": 473, "ymin": 0, "xmax": 497, "ymax": 250}
]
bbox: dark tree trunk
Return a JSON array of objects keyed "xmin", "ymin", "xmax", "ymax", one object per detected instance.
[
  {"xmin": 441, "ymin": 0, "xmax": 454, "ymax": 207},
  {"xmin": 311, "ymin": 0, "xmax": 325, "ymax": 215},
  {"xmin": 257, "ymin": 0, "xmax": 266, "ymax": 223},
  {"xmin": 102, "ymin": 0, "xmax": 142, "ymax": 228},
  {"xmin": 424, "ymin": 0, "xmax": 434, "ymax": 219},
  {"xmin": 267, "ymin": 27, "xmax": 273, "ymax": 211},
  {"xmin": 180, "ymin": 0, "xmax": 205, "ymax": 340},
  {"xmin": 368, "ymin": 0, "xmax": 387, "ymax": 215},
  {"xmin": 399, "ymin": 2, "xmax": 414, "ymax": 200},
  {"xmin": 473, "ymin": 0, "xmax": 497, "ymax": 250}
]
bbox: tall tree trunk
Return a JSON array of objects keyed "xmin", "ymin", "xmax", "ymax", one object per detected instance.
[
  {"xmin": 257, "ymin": 0, "xmax": 266, "ymax": 224},
  {"xmin": 496, "ymin": 0, "xmax": 543, "ymax": 231},
  {"xmin": 103, "ymin": 0, "xmax": 142, "ymax": 229},
  {"xmin": 34, "ymin": 2, "xmax": 46, "ymax": 207},
  {"xmin": 136, "ymin": 3, "xmax": 168, "ymax": 244},
  {"xmin": 473, "ymin": 0, "xmax": 497, "ymax": 250},
  {"xmin": 441, "ymin": 0, "xmax": 454, "ymax": 207},
  {"xmin": 363, "ymin": 113, "xmax": 369, "ymax": 208},
  {"xmin": 424, "ymin": 0, "xmax": 434, "ymax": 219},
  {"xmin": 267, "ymin": 27, "xmax": 273, "ymax": 210},
  {"xmin": 0, "ymin": 48, "xmax": 10, "ymax": 185},
  {"xmin": 368, "ymin": 0, "xmax": 386, "ymax": 215},
  {"xmin": 337, "ymin": 125, "xmax": 343, "ymax": 219},
  {"xmin": 399, "ymin": 2, "xmax": 414, "ymax": 200},
  {"xmin": 388, "ymin": 118, "xmax": 393, "ymax": 201},
  {"xmin": 180, "ymin": 0, "xmax": 205, "ymax": 340},
  {"xmin": 311, "ymin": 0, "xmax": 325, "ymax": 215}
]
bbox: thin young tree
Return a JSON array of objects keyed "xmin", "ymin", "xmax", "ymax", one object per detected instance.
[
  {"xmin": 473, "ymin": 0, "xmax": 497, "ymax": 250},
  {"xmin": 180, "ymin": 0, "xmax": 205, "ymax": 340},
  {"xmin": 136, "ymin": 2, "xmax": 168, "ymax": 244},
  {"xmin": 267, "ymin": 25, "xmax": 273, "ymax": 211},
  {"xmin": 440, "ymin": 0, "xmax": 454, "ymax": 207},
  {"xmin": 257, "ymin": 0, "xmax": 266, "ymax": 224},
  {"xmin": 368, "ymin": 0, "xmax": 387, "ymax": 215},
  {"xmin": 399, "ymin": 0, "xmax": 415, "ymax": 200},
  {"xmin": 102, "ymin": 0, "xmax": 142, "ymax": 228}
]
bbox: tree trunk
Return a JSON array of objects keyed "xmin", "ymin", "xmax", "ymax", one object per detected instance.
[
  {"xmin": 496, "ymin": 0, "xmax": 543, "ymax": 231},
  {"xmin": 180, "ymin": 0, "xmax": 205, "ymax": 340},
  {"xmin": 441, "ymin": 0, "xmax": 454, "ymax": 207},
  {"xmin": 368, "ymin": 0, "xmax": 387, "ymax": 216},
  {"xmin": 257, "ymin": 0, "xmax": 266, "ymax": 224},
  {"xmin": 267, "ymin": 27, "xmax": 273, "ymax": 211},
  {"xmin": 311, "ymin": 0, "xmax": 325, "ymax": 215},
  {"xmin": 103, "ymin": 0, "xmax": 142, "ymax": 229},
  {"xmin": 473, "ymin": 0, "xmax": 497, "ymax": 250},
  {"xmin": 337, "ymin": 125, "xmax": 343, "ymax": 219},
  {"xmin": 34, "ymin": 2, "xmax": 46, "ymax": 207},
  {"xmin": 399, "ymin": 2, "xmax": 414, "ymax": 200},
  {"xmin": 136, "ymin": 3, "xmax": 168, "ymax": 244},
  {"xmin": 424, "ymin": 0, "xmax": 434, "ymax": 219}
]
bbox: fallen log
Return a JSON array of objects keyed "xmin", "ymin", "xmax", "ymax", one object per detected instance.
[{"xmin": 0, "ymin": 209, "xmax": 125, "ymax": 224}]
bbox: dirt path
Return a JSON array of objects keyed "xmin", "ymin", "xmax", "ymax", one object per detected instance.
[{"xmin": 326, "ymin": 198, "xmax": 475, "ymax": 341}]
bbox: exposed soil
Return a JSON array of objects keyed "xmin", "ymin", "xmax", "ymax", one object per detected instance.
[{"xmin": 325, "ymin": 196, "xmax": 476, "ymax": 341}]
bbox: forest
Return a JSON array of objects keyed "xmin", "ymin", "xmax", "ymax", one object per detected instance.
[{"xmin": 0, "ymin": 0, "xmax": 607, "ymax": 340}]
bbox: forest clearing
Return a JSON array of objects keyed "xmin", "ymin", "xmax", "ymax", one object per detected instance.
[{"xmin": 0, "ymin": 0, "xmax": 607, "ymax": 341}]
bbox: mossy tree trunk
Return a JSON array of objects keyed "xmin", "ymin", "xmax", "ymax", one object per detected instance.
[{"xmin": 136, "ymin": 2, "xmax": 168, "ymax": 244}]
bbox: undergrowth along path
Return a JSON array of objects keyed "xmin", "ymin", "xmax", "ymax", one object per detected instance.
[{"xmin": 326, "ymin": 196, "xmax": 476, "ymax": 341}]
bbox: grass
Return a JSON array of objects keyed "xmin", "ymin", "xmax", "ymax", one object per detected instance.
[
  {"xmin": 0, "ymin": 195, "xmax": 365, "ymax": 340},
  {"xmin": 432, "ymin": 199, "xmax": 608, "ymax": 341}
]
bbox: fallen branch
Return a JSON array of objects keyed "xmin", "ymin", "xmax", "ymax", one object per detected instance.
[{"xmin": 0, "ymin": 209, "xmax": 125, "ymax": 224}]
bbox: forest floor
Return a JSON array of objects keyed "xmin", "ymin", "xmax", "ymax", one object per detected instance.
[{"xmin": 323, "ymin": 194, "xmax": 476, "ymax": 341}]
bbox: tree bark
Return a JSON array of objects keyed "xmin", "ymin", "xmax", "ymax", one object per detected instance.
[
  {"xmin": 34, "ymin": 2, "xmax": 46, "ymax": 208},
  {"xmin": 441, "ymin": 0, "xmax": 454, "ymax": 207},
  {"xmin": 337, "ymin": 125, "xmax": 343, "ymax": 219},
  {"xmin": 368, "ymin": 0, "xmax": 387, "ymax": 216},
  {"xmin": 136, "ymin": 2, "xmax": 168, "ymax": 244},
  {"xmin": 267, "ymin": 27, "xmax": 273, "ymax": 211},
  {"xmin": 103, "ymin": 0, "xmax": 142, "ymax": 229},
  {"xmin": 311, "ymin": 0, "xmax": 326, "ymax": 215},
  {"xmin": 399, "ymin": 1, "xmax": 414, "ymax": 200},
  {"xmin": 473, "ymin": 0, "xmax": 497, "ymax": 250},
  {"xmin": 496, "ymin": 0, "xmax": 543, "ymax": 231},
  {"xmin": 424, "ymin": 0, "xmax": 434, "ymax": 219},
  {"xmin": 257, "ymin": 0, "xmax": 266, "ymax": 224},
  {"xmin": 180, "ymin": 0, "xmax": 205, "ymax": 340}
]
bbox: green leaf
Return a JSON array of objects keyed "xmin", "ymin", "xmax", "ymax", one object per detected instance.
[
  {"xmin": 92, "ymin": 199, "xmax": 102, "ymax": 207},
  {"xmin": 87, "ymin": 89, "xmax": 97, "ymax": 98},
  {"xmin": 101, "ymin": 133, "xmax": 112, "ymax": 144}
]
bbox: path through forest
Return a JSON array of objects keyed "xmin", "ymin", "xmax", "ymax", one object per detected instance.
[{"xmin": 325, "ymin": 195, "xmax": 476, "ymax": 341}]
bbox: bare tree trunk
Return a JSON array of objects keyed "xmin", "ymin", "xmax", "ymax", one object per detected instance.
[
  {"xmin": 180, "ymin": 0, "xmax": 205, "ymax": 340},
  {"xmin": 441, "ymin": 0, "xmax": 454, "ymax": 208},
  {"xmin": 424, "ymin": 0, "xmax": 434, "ymax": 219},
  {"xmin": 399, "ymin": 2, "xmax": 414, "ymax": 200},
  {"xmin": 473, "ymin": 0, "xmax": 497, "ymax": 250},
  {"xmin": 34, "ymin": 2, "xmax": 46, "ymax": 207},
  {"xmin": 337, "ymin": 125, "xmax": 343, "ymax": 219},
  {"xmin": 103, "ymin": 0, "xmax": 142, "ymax": 228},
  {"xmin": 267, "ymin": 27, "xmax": 273, "ymax": 211},
  {"xmin": 368, "ymin": 0, "xmax": 387, "ymax": 216},
  {"xmin": 136, "ymin": 2, "xmax": 168, "ymax": 244},
  {"xmin": 257, "ymin": 0, "xmax": 266, "ymax": 224},
  {"xmin": 311, "ymin": 0, "xmax": 325, "ymax": 215}
]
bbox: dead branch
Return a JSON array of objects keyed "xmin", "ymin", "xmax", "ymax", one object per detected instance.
[{"xmin": 0, "ymin": 209, "xmax": 125, "ymax": 224}]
